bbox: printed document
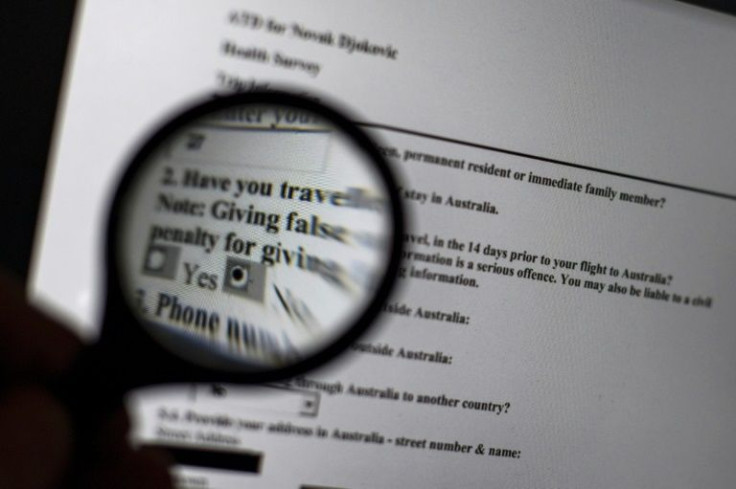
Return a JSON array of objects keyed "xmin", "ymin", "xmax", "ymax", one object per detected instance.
[{"xmin": 31, "ymin": 1, "xmax": 736, "ymax": 487}]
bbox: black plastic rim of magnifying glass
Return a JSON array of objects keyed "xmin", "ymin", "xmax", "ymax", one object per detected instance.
[{"xmin": 100, "ymin": 90, "xmax": 404, "ymax": 390}]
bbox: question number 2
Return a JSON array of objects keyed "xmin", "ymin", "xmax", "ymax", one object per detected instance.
[{"xmin": 161, "ymin": 167, "xmax": 177, "ymax": 186}]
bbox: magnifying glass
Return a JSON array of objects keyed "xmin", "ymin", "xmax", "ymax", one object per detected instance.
[{"xmin": 63, "ymin": 91, "xmax": 403, "ymax": 411}]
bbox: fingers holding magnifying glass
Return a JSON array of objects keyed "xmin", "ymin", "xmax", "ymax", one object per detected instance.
[
  {"xmin": 0, "ymin": 273, "xmax": 173, "ymax": 489},
  {"xmin": 0, "ymin": 272, "xmax": 78, "ymax": 489},
  {"xmin": 0, "ymin": 272, "xmax": 80, "ymax": 382}
]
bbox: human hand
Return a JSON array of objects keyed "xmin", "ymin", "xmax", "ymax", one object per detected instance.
[{"xmin": 0, "ymin": 273, "xmax": 174, "ymax": 489}]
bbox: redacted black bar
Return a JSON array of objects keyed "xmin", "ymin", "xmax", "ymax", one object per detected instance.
[
  {"xmin": 301, "ymin": 486, "xmax": 349, "ymax": 489},
  {"xmin": 144, "ymin": 444, "xmax": 262, "ymax": 474}
]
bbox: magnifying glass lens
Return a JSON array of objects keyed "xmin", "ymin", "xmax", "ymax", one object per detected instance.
[{"xmin": 114, "ymin": 98, "xmax": 398, "ymax": 375}]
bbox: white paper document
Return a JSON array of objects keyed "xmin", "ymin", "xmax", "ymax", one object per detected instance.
[{"xmin": 31, "ymin": 1, "xmax": 736, "ymax": 487}]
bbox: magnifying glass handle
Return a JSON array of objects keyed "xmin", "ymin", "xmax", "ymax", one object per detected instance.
[{"xmin": 55, "ymin": 342, "xmax": 123, "ymax": 415}]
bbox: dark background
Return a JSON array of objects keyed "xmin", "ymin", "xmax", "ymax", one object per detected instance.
[{"xmin": 0, "ymin": 1, "xmax": 734, "ymax": 284}]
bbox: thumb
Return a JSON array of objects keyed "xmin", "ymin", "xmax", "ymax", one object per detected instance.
[{"xmin": 0, "ymin": 385, "xmax": 72, "ymax": 489}]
